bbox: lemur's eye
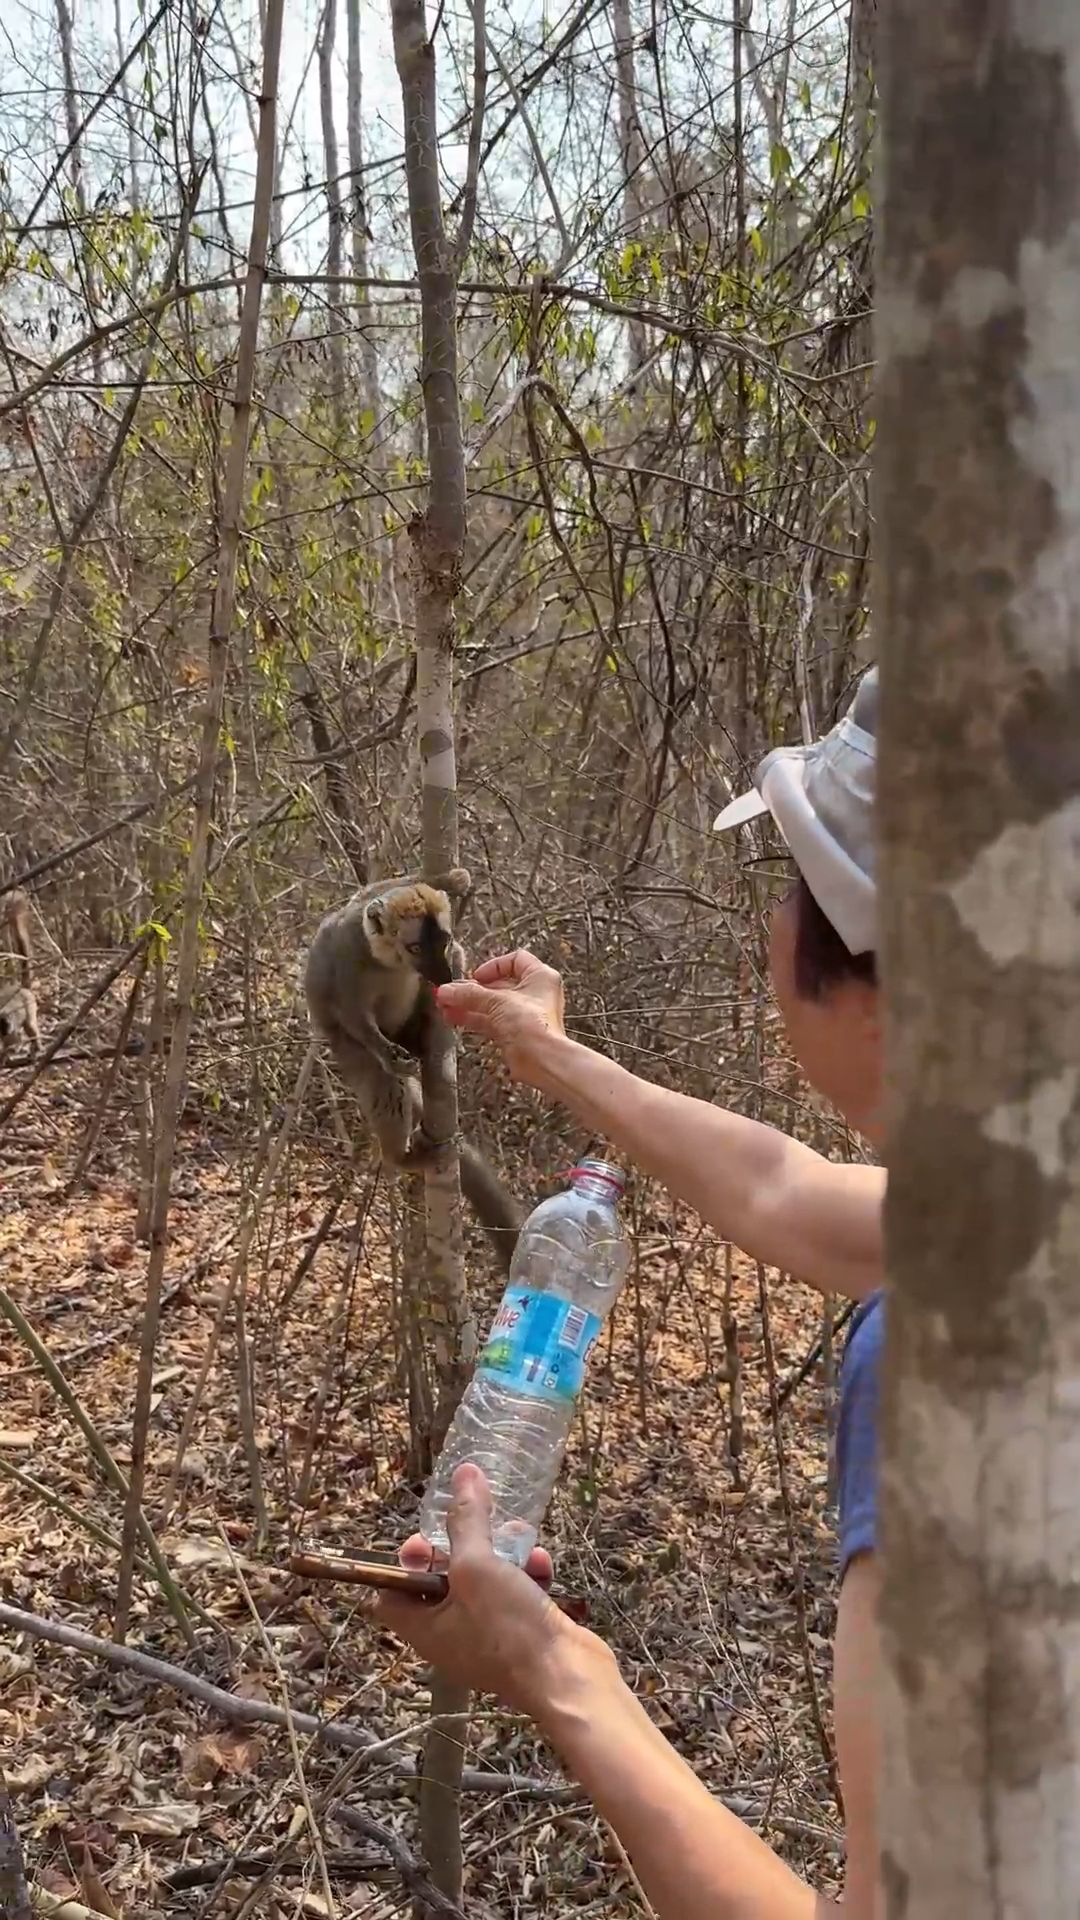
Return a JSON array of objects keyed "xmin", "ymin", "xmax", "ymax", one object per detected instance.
[{"xmin": 406, "ymin": 941, "xmax": 423, "ymax": 955}]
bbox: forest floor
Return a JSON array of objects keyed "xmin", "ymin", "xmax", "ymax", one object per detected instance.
[{"xmin": 0, "ymin": 1068, "xmax": 844, "ymax": 1919}]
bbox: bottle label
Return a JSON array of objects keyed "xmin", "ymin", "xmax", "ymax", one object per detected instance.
[{"xmin": 477, "ymin": 1287, "xmax": 603, "ymax": 1402}]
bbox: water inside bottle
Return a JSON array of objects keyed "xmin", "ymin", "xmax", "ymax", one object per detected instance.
[{"xmin": 417, "ymin": 1160, "xmax": 630, "ymax": 1560}]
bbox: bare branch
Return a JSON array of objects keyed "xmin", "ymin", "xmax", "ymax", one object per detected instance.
[{"xmin": 452, "ymin": 0, "xmax": 488, "ymax": 274}]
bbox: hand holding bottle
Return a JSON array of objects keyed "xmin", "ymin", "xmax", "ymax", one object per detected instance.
[{"xmin": 380, "ymin": 1465, "xmax": 605, "ymax": 1717}]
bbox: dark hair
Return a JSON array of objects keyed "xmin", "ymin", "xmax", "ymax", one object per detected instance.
[{"xmin": 791, "ymin": 874, "xmax": 877, "ymax": 1001}]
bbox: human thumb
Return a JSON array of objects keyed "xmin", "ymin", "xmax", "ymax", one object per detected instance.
[{"xmin": 445, "ymin": 1463, "xmax": 495, "ymax": 1563}]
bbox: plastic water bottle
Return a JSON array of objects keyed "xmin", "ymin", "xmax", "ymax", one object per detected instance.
[{"xmin": 418, "ymin": 1159, "xmax": 630, "ymax": 1564}]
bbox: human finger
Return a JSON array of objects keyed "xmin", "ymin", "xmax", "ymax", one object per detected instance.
[
  {"xmin": 469, "ymin": 950, "xmax": 543, "ymax": 986},
  {"xmin": 399, "ymin": 1534, "xmax": 444, "ymax": 1571},
  {"xmin": 525, "ymin": 1545, "xmax": 554, "ymax": 1590},
  {"xmin": 399, "ymin": 1531, "xmax": 552, "ymax": 1589},
  {"xmin": 433, "ymin": 979, "xmax": 505, "ymax": 1034}
]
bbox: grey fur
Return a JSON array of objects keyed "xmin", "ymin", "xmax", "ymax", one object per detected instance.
[{"xmin": 305, "ymin": 872, "xmax": 522, "ymax": 1272}]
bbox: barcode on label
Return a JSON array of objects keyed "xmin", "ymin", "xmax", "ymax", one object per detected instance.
[{"xmin": 558, "ymin": 1305, "xmax": 589, "ymax": 1353}]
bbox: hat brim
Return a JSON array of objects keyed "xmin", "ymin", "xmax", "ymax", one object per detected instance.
[
  {"xmin": 713, "ymin": 748, "xmax": 875, "ymax": 955},
  {"xmin": 712, "ymin": 787, "xmax": 770, "ymax": 832}
]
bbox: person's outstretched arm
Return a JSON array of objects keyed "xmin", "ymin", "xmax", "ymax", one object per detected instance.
[
  {"xmin": 437, "ymin": 951, "xmax": 883, "ymax": 1299},
  {"xmin": 380, "ymin": 1468, "xmax": 878, "ymax": 1919}
]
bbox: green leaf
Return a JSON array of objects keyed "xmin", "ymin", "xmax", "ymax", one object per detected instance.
[
  {"xmin": 852, "ymin": 185, "xmax": 872, "ymax": 219},
  {"xmin": 769, "ymin": 142, "xmax": 793, "ymax": 180}
]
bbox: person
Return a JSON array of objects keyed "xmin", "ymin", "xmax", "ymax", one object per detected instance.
[{"xmin": 381, "ymin": 669, "xmax": 886, "ymax": 1919}]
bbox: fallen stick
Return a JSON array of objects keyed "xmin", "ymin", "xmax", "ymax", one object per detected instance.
[
  {"xmin": 0, "ymin": 1603, "xmax": 574, "ymax": 1800},
  {"xmin": 332, "ymin": 1804, "xmax": 465, "ymax": 1917}
]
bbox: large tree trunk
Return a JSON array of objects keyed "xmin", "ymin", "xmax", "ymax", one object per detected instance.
[
  {"xmin": 389, "ymin": 0, "xmax": 478, "ymax": 1904},
  {"xmin": 876, "ymin": 5, "xmax": 1080, "ymax": 1915}
]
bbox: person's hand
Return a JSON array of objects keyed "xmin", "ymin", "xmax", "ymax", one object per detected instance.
[
  {"xmin": 435, "ymin": 950, "xmax": 567, "ymax": 1087},
  {"xmin": 378, "ymin": 1465, "xmax": 591, "ymax": 1716}
]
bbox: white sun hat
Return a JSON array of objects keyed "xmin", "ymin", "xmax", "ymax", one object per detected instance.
[{"xmin": 712, "ymin": 667, "xmax": 879, "ymax": 957}]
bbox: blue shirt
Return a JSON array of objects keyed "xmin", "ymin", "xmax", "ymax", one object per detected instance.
[{"xmin": 835, "ymin": 1291, "xmax": 883, "ymax": 1579}]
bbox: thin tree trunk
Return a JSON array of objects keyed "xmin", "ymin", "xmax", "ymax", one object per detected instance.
[
  {"xmin": 66, "ymin": 960, "xmax": 145, "ymax": 1193},
  {"xmin": 850, "ymin": 0, "xmax": 877, "ymax": 177},
  {"xmin": 729, "ymin": 0, "xmax": 754, "ymax": 763},
  {"xmin": 113, "ymin": 0, "xmax": 286, "ymax": 1642},
  {"xmin": 390, "ymin": 0, "xmax": 479, "ymax": 1902},
  {"xmin": 346, "ymin": 0, "xmax": 380, "ymax": 427},
  {"xmin": 113, "ymin": 0, "xmax": 141, "ymax": 212},
  {"xmin": 612, "ymin": 0, "xmax": 647, "ymax": 376},
  {"xmin": 318, "ymin": 0, "xmax": 346, "ymax": 432},
  {"xmin": 0, "ymin": 1774, "xmax": 32, "ymax": 1920},
  {"xmin": 846, "ymin": 0, "xmax": 876, "ymax": 679},
  {"xmin": 160, "ymin": 1044, "xmax": 316, "ymax": 1526},
  {"xmin": 54, "ymin": 0, "xmax": 100, "ymax": 347},
  {"xmin": 135, "ymin": 933, "xmax": 167, "ymax": 1243},
  {"xmin": 877, "ymin": 5, "xmax": 1080, "ymax": 1914}
]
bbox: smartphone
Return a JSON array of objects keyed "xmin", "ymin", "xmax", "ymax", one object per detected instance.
[
  {"xmin": 290, "ymin": 1547, "xmax": 588, "ymax": 1622},
  {"xmin": 290, "ymin": 1548, "xmax": 448, "ymax": 1601}
]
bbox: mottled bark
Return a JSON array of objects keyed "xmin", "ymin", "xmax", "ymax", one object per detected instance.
[{"xmin": 877, "ymin": 5, "xmax": 1080, "ymax": 1915}]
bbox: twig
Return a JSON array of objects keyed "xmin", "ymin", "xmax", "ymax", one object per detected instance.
[
  {"xmin": 483, "ymin": 29, "xmax": 568, "ymax": 262},
  {"xmin": 0, "ymin": 1603, "xmax": 576, "ymax": 1798},
  {"xmin": 331, "ymin": 1806, "xmax": 465, "ymax": 1920},
  {"xmin": 224, "ymin": 1539, "xmax": 338, "ymax": 1919},
  {"xmin": 160, "ymin": 1044, "xmax": 318, "ymax": 1523},
  {"xmin": 603, "ymin": 1820, "xmax": 658, "ymax": 1919},
  {"xmin": 452, "ymin": 0, "xmax": 487, "ymax": 273},
  {"xmin": 0, "ymin": 772, "xmax": 199, "ymax": 899},
  {"xmin": 0, "ymin": 1455, "xmax": 151, "ymax": 1572},
  {"xmin": 31, "ymin": 1891, "xmax": 101, "ymax": 1919},
  {"xmin": 0, "ymin": 1291, "xmax": 192, "ymax": 1641},
  {"xmin": 165, "ymin": 1850, "xmax": 382, "ymax": 1891},
  {"xmin": 114, "ymin": 0, "xmax": 283, "ymax": 1641},
  {"xmin": 0, "ymin": 938, "xmax": 145, "ymax": 1131},
  {"xmin": 13, "ymin": 0, "xmax": 171, "ymax": 244},
  {"xmin": 756, "ymin": 1264, "xmax": 842, "ymax": 1812},
  {"xmin": 777, "ymin": 1298, "xmax": 856, "ymax": 1409},
  {"xmin": 66, "ymin": 960, "xmax": 145, "ymax": 1193},
  {"xmin": 0, "ymin": 280, "xmax": 228, "ymax": 421}
]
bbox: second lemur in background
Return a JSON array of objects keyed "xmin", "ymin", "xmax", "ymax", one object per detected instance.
[
  {"xmin": 0, "ymin": 889, "xmax": 41, "ymax": 1062},
  {"xmin": 305, "ymin": 868, "xmax": 522, "ymax": 1273}
]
